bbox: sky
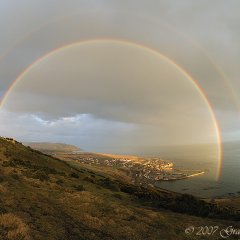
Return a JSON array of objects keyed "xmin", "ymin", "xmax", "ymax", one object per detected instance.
[{"xmin": 0, "ymin": 0, "xmax": 239, "ymax": 154}]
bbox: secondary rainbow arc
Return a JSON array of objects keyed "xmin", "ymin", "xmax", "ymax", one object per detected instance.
[{"xmin": 0, "ymin": 38, "xmax": 222, "ymax": 180}]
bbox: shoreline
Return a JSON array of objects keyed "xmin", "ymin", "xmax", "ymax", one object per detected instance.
[
  {"xmin": 159, "ymin": 171, "xmax": 205, "ymax": 181},
  {"xmin": 53, "ymin": 151, "xmax": 206, "ymax": 186}
]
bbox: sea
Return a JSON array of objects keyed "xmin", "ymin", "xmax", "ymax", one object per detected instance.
[
  {"xmin": 151, "ymin": 142, "xmax": 240, "ymax": 198},
  {"xmin": 108, "ymin": 142, "xmax": 240, "ymax": 198}
]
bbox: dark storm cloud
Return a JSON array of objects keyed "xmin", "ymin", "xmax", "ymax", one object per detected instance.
[
  {"xmin": 0, "ymin": 0, "xmax": 239, "ymax": 111},
  {"xmin": 0, "ymin": 0, "xmax": 239, "ymax": 146},
  {"xmin": 0, "ymin": 41, "xmax": 219, "ymax": 148}
]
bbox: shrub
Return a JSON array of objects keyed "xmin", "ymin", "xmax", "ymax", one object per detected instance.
[
  {"xmin": 70, "ymin": 173, "xmax": 79, "ymax": 179},
  {"xmin": 11, "ymin": 174, "xmax": 19, "ymax": 180},
  {"xmin": 74, "ymin": 184, "xmax": 85, "ymax": 191},
  {"xmin": 99, "ymin": 178, "xmax": 120, "ymax": 192},
  {"xmin": 33, "ymin": 171, "xmax": 49, "ymax": 181},
  {"xmin": 0, "ymin": 213, "xmax": 30, "ymax": 240},
  {"xmin": 112, "ymin": 193, "xmax": 122, "ymax": 199},
  {"xmin": 84, "ymin": 176, "xmax": 95, "ymax": 183},
  {"xmin": 2, "ymin": 161, "xmax": 10, "ymax": 167},
  {"xmin": 56, "ymin": 179, "xmax": 64, "ymax": 185},
  {"xmin": 0, "ymin": 175, "xmax": 4, "ymax": 182}
]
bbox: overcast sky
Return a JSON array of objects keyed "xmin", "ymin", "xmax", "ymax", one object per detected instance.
[{"xmin": 0, "ymin": 0, "xmax": 239, "ymax": 155}]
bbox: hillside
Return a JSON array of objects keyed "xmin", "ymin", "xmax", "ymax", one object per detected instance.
[
  {"xmin": 0, "ymin": 137, "xmax": 239, "ymax": 240},
  {"xmin": 24, "ymin": 142, "xmax": 82, "ymax": 154}
]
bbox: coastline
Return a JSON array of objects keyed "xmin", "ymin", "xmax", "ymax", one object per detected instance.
[{"xmin": 48, "ymin": 151, "xmax": 206, "ymax": 187}]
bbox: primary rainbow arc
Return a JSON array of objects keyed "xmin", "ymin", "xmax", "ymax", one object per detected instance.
[{"xmin": 0, "ymin": 38, "xmax": 222, "ymax": 180}]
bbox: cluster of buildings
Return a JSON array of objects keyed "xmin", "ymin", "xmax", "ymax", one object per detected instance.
[
  {"xmin": 71, "ymin": 154, "xmax": 191, "ymax": 184},
  {"xmin": 58, "ymin": 152, "xmax": 203, "ymax": 185}
]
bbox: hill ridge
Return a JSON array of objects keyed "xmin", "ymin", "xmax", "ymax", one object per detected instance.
[{"xmin": 0, "ymin": 137, "xmax": 238, "ymax": 240}]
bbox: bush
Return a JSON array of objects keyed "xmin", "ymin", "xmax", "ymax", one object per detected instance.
[
  {"xmin": 99, "ymin": 178, "xmax": 120, "ymax": 192},
  {"xmin": 84, "ymin": 176, "xmax": 95, "ymax": 183},
  {"xmin": 0, "ymin": 175, "xmax": 4, "ymax": 183},
  {"xmin": 0, "ymin": 213, "xmax": 30, "ymax": 240},
  {"xmin": 70, "ymin": 173, "xmax": 79, "ymax": 179},
  {"xmin": 74, "ymin": 184, "xmax": 85, "ymax": 191},
  {"xmin": 33, "ymin": 171, "xmax": 49, "ymax": 181},
  {"xmin": 11, "ymin": 174, "xmax": 19, "ymax": 180},
  {"xmin": 2, "ymin": 161, "xmax": 10, "ymax": 167},
  {"xmin": 112, "ymin": 193, "xmax": 122, "ymax": 199},
  {"xmin": 56, "ymin": 179, "xmax": 64, "ymax": 185}
]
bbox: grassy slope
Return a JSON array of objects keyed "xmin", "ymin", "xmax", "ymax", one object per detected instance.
[
  {"xmin": 0, "ymin": 138, "xmax": 238, "ymax": 240},
  {"xmin": 24, "ymin": 142, "xmax": 82, "ymax": 154}
]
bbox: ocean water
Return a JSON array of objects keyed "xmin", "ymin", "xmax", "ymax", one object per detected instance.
[
  {"xmin": 152, "ymin": 142, "xmax": 240, "ymax": 198},
  {"xmin": 99, "ymin": 142, "xmax": 240, "ymax": 198}
]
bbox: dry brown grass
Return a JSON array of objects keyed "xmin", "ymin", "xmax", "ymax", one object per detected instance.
[
  {"xmin": 0, "ymin": 183, "xmax": 7, "ymax": 193},
  {"xmin": 0, "ymin": 137, "xmax": 237, "ymax": 240},
  {"xmin": 0, "ymin": 213, "xmax": 31, "ymax": 240}
]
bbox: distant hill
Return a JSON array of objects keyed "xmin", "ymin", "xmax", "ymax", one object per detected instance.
[
  {"xmin": 0, "ymin": 137, "xmax": 239, "ymax": 240},
  {"xmin": 24, "ymin": 142, "xmax": 82, "ymax": 154}
]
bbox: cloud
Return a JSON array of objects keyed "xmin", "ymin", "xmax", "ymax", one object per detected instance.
[
  {"xmin": 0, "ymin": 0, "xmax": 239, "ymax": 112},
  {"xmin": 0, "ymin": 110, "xmax": 138, "ymax": 152},
  {"xmin": 4, "ymin": 42, "xmax": 212, "ymax": 121},
  {"xmin": 0, "ymin": 41, "xmax": 220, "ymax": 148},
  {"xmin": 0, "ymin": 0, "xmax": 239, "ymax": 147}
]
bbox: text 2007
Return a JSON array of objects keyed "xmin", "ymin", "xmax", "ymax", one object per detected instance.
[{"xmin": 196, "ymin": 226, "xmax": 219, "ymax": 236}]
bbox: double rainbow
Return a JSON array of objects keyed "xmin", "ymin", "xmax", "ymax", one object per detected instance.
[{"xmin": 0, "ymin": 38, "xmax": 222, "ymax": 179}]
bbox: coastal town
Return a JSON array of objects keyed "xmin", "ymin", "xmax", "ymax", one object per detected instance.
[
  {"xmin": 55, "ymin": 152, "xmax": 205, "ymax": 186},
  {"xmin": 23, "ymin": 140, "xmax": 205, "ymax": 186}
]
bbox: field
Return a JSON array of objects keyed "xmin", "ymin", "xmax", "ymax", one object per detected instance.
[{"xmin": 0, "ymin": 137, "xmax": 239, "ymax": 240}]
